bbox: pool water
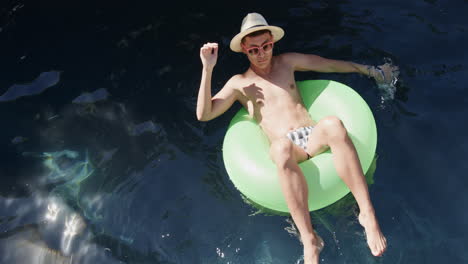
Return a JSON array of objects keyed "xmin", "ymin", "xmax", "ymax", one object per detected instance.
[{"xmin": 1, "ymin": 0, "xmax": 467, "ymax": 263}]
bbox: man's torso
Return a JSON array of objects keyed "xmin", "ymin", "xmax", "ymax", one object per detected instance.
[{"xmin": 232, "ymin": 55, "xmax": 315, "ymax": 142}]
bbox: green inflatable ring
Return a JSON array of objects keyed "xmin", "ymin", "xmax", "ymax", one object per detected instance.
[{"xmin": 222, "ymin": 80, "xmax": 377, "ymax": 212}]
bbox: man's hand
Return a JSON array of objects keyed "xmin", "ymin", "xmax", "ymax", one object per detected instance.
[
  {"xmin": 200, "ymin": 42, "xmax": 218, "ymax": 70},
  {"xmin": 370, "ymin": 63, "xmax": 399, "ymax": 84}
]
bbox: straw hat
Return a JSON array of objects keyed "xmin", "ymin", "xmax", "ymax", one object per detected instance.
[{"xmin": 230, "ymin": 13, "xmax": 284, "ymax": 53}]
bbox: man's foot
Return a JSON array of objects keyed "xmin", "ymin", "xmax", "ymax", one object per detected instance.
[
  {"xmin": 302, "ymin": 232, "xmax": 324, "ymax": 264},
  {"xmin": 358, "ymin": 212, "xmax": 387, "ymax": 256}
]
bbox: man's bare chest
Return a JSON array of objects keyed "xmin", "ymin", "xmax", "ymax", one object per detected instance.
[{"xmin": 239, "ymin": 78, "xmax": 300, "ymax": 106}]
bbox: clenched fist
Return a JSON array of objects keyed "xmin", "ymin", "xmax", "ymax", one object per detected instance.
[{"xmin": 200, "ymin": 42, "xmax": 218, "ymax": 69}]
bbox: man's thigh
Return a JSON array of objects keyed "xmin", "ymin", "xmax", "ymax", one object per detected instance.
[
  {"xmin": 269, "ymin": 137, "xmax": 310, "ymax": 164},
  {"xmin": 305, "ymin": 120, "xmax": 332, "ymax": 159}
]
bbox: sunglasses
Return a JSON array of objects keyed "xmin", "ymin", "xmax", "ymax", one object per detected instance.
[{"xmin": 243, "ymin": 41, "xmax": 274, "ymax": 56}]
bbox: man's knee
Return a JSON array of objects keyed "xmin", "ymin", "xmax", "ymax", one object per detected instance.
[
  {"xmin": 322, "ymin": 116, "xmax": 347, "ymax": 141},
  {"xmin": 269, "ymin": 138, "xmax": 295, "ymax": 166}
]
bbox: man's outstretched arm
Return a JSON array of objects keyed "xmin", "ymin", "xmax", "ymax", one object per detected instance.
[
  {"xmin": 197, "ymin": 42, "xmax": 238, "ymax": 122},
  {"xmin": 282, "ymin": 52, "xmax": 397, "ymax": 82}
]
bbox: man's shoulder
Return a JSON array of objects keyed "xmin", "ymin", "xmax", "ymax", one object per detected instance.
[
  {"xmin": 277, "ymin": 52, "xmax": 310, "ymax": 63},
  {"xmin": 226, "ymin": 73, "xmax": 244, "ymax": 87},
  {"xmin": 220, "ymin": 74, "xmax": 246, "ymax": 96}
]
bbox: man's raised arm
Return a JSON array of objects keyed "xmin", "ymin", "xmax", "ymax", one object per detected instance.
[{"xmin": 197, "ymin": 42, "xmax": 239, "ymax": 122}]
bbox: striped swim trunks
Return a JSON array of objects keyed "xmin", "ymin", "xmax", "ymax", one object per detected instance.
[{"xmin": 286, "ymin": 125, "xmax": 314, "ymax": 159}]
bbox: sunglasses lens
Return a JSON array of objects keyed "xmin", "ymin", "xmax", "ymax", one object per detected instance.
[
  {"xmin": 264, "ymin": 43, "xmax": 273, "ymax": 51},
  {"xmin": 248, "ymin": 48, "xmax": 259, "ymax": 56}
]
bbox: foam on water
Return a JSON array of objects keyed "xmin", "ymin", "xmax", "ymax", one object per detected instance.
[{"xmin": 375, "ymin": 58, "xmax": 400, "ymax": 107}]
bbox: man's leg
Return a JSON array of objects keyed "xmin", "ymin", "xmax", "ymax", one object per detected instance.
[
  {"xmin": 269, "ymin": 138, "xmax": 323, "ymax": 264},
  {"xmin": 305, "ymin": 116, "xmax": 387, "ymax": 256}
]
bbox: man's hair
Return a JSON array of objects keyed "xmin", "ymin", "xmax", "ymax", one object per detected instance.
[{"xmin": 241, "ymin": 29, "xmax": 272, "ymax": 44}]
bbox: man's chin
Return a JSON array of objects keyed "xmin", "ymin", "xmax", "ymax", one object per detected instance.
[{"xmin": 256, "ymin": 60, "xmax": 270, "ymax": 67}]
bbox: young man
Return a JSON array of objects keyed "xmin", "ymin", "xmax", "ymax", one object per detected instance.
[{"xmin": 197, "ymin": 13, "xmax": 394, "ymax": 264}]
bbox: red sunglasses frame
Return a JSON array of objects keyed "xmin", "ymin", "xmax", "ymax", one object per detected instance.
[{"xmin": 242, "ymin": 41, "xmax": 274, "ymax": 56}]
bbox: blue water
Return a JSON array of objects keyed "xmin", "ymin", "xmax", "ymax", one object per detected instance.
[{"xmin": 1, "ymin": 1, "xmax": 467, "ymax": 263}]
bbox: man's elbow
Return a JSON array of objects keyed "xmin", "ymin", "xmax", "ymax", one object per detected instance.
[
  {"xmin": 197, "ymin": 116, "xmax": 208, "ymax": 122},
  {"xmin": 196, "ymin": 113, "xmax": 211, "ymax": 122}
]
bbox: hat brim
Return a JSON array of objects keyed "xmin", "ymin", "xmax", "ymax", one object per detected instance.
[{"xmin": 230, "ymin": 25, "xmax": 284, "ymax": 53}]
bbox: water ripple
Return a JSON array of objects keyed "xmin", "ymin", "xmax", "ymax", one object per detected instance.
[
  {"xmin": 0, "ymin": 71, "xmax": 61, "ymax": 102},
  {"xmin": 72, "ymin": 88, "xmax": 109, "ymax": 104}
]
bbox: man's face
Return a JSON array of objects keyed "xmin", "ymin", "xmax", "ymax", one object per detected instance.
[{"xmin": 242, "ymin": 32, "xmax": 274, "ymax": 68}]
